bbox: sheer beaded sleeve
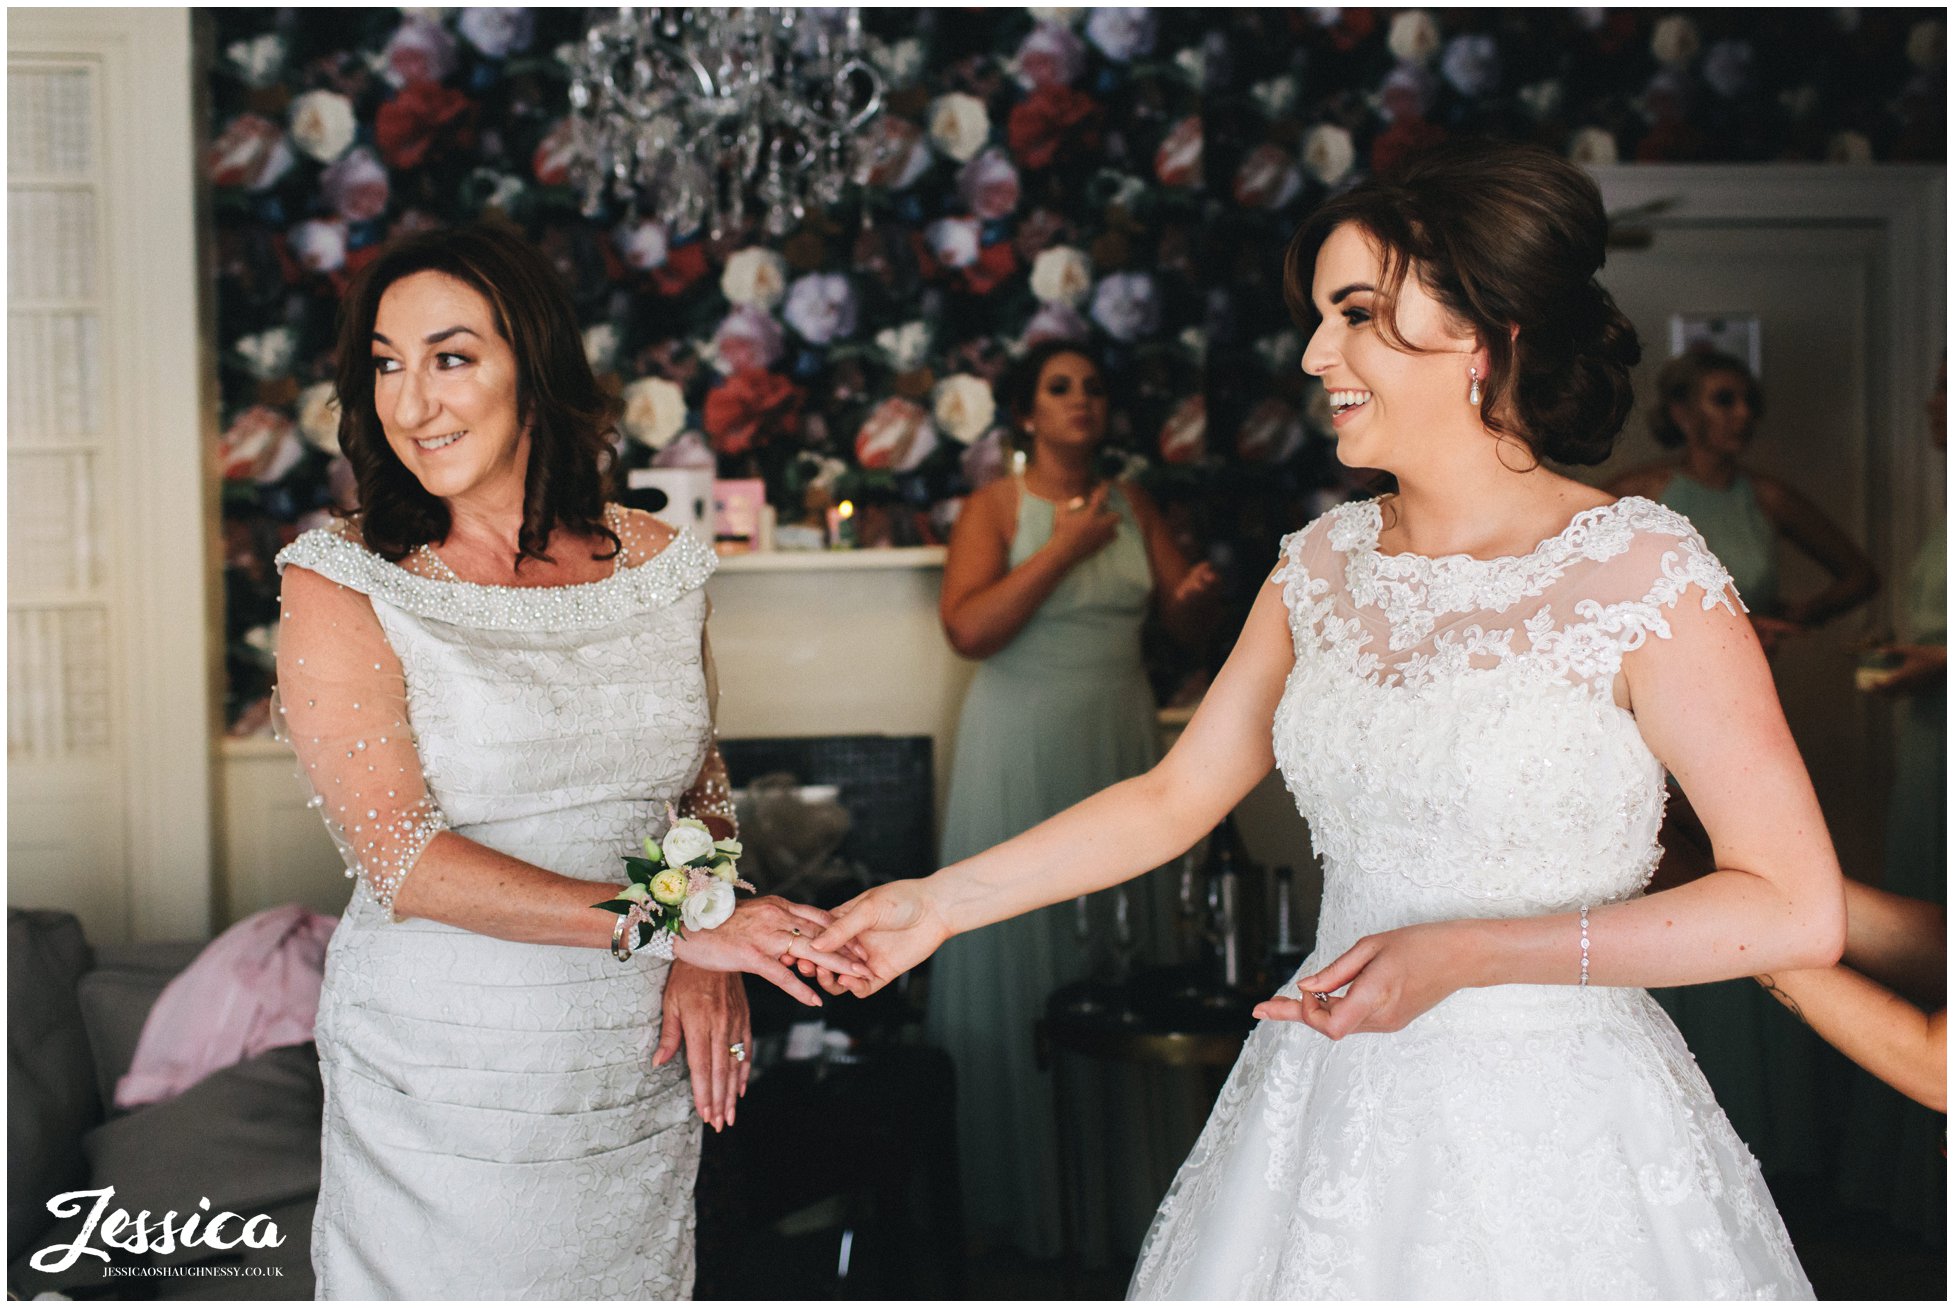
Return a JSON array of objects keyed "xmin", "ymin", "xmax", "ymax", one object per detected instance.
[
  {"xmin": 273, "ymin": 562, "xmax": 449, "ymax": 917},
  {"xmin": 674, "ymin": 624, "xmax": 736, "ymax": 836}
]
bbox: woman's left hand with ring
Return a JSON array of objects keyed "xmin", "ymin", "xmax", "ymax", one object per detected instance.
[{"xmin": 653, "ymin": 961, "xmax": 752, "ymax": 1131}]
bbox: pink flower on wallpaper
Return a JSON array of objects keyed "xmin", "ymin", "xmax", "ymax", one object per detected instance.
[
  {"xmin": 531, "ymin": 118, "xmax": 579, "ymax": 187},
  {"xmin": 381, "ymin": 16, "xmax": 458, "ymax": 88},
  {"xmin": 1023, "ymin": 302, "xmax": 1090, "ymax": 348},
  {"xmin": 924, "ymin": 216, "xmax": 983, "ymax": 270},
  {"xmin": 320, "ymin": 147, "xmax": 390, "ymax": 223},
  {"xmin": 206, "ymin": 114, "xmax": 294, "ymax": 191},
  {"xmin": 1232, "ymin": 143, "xmax": 1302, "ymax": 210},
  {"xmin": 956, "ymin": 149, "xmax": 1022, "ymax": 221},
  {"xmin": 219, "ymin": 406, "xmax": 299, "ymax": 482},
  {"xmin": 614, "ymin": 219, "xmax": 670, "ymax": 272},
  {"xmin": 712, "ymin": 308, "xmax": 786, "ymax": 375},
  {"xmin": 1007, "ymin": 85, "xmax": 1103, "ymax": 171},
  {"xmin": 1015, "ymin": 22, "xmax": 1087, "ymax": 89},
  {"xmin": 853, "ymin": 117, "xmax": 932, "ymax": 191},
  {"xmin": 854, "ymin": 397, "xmax": 939, "ymax": 472},
  {"xmin": 1154, "ymin": 115, "xmax": 1203, "ymax": 188},
  {"xmin": 783, "ymin": 273, "xmax": 860, "ymax": 345},
  {"xmin": 1235, "ymin": 397, "xmax": 1308, "ymax": 464},
  {"xmin": 288, "ymin": 219, "xmax": 347, "ymax": 274},
  {"xmin": 1158, "ymin": 395, "xmax": 1206, "ymax": 465}
]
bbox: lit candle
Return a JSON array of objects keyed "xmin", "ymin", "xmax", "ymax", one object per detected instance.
[{"xmin": 832, "ymin": 499, "xmax": 856, "ymax": 549}]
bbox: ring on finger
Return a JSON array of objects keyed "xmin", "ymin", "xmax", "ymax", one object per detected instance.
[
  {"xmin": 1312, "ymin": 991, "xmax": 1333, "ymax": 1003},
  {"xmin": 729, "ymin": 1041, "xmax": 747, "ymax": 1062}
]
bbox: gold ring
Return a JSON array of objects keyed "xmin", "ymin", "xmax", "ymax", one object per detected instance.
[
  {"xmin": 729, "ymin": 1042, "xmax": 746, "ymax": 1062},
  {"xmin": 790, "ymin": 926, "xmax": 802, "ymax": 936}
]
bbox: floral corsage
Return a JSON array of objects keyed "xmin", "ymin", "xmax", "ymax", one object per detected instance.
[{"xmin": 598, "ymin": 807, "xmax": 753, "ymax": 961}]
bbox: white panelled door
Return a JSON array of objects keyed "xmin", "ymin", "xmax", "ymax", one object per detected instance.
[{"xmin": 9, "ymin": 9, "xmax": 213, "ymax": 944}]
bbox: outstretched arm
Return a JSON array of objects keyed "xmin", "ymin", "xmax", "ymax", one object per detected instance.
[
  {"xmin": 817, "ymin": 572, "xmax": 1294, "ymax": 987},
  {"xmin": 276, "ymin": 565, "xmax": 863, "ymax": 1003},
  {"xmin": 1260, "ymin": 578, "xmax": 1846, "ymax": 1037}
]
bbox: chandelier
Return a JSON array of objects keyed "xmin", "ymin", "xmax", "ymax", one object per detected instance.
[{"xmin": 565, "ymin": 8, "xmax": 885, "ymax": 239}]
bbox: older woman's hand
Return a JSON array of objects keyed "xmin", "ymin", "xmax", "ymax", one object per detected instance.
[{"xmin": 653, "ymin": 962, "xmax": 751, "ymax": 1131}]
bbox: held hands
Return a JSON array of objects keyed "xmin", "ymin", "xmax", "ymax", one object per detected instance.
[
  {"xmin": 1252, "ymin": 921, "xmax": 1484, "ymax": 1039},
  {"xmin": 676, "ymin": 895, "xmax": 870, "ymax": 1007},
  {"xmin": 807, "ymin": 879, "xmax": 955, "ymax": 997},
  {"xmin": 654, "ymin": 962, "xmax": 750, "ymax": 1132},
  {"xmin": 1044, "ymin": 485, "xmax": 1120, "ymax": 568}
]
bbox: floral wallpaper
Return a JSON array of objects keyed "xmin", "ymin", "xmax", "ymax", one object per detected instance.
[{"xmin": 209, "ymin": 7, "xmax": 1946, "ymax": 730}]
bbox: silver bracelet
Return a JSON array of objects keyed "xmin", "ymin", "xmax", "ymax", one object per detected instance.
[
  {"xmin": 611, "ymin": 912, "xmax": 635, "ymax": 962},
  {"xmin": 1578, "ymin": 905, "xmax": 1591, "ymax": 987}
]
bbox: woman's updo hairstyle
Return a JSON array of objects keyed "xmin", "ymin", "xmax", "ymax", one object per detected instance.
[
  {"xmin": 1004, "ymin": 338, "xmax": 1110, "ymax": 451},
  {"xmin": 333, "ymin": 220, "xmax": 620, "ymax": 565},
  {"xmin": 1648, "ymin": 348, "xmax": 1762, "ymax": 449},
  {"xmin": 1283, "ymin": 139, "xmax": 1641, "ymax": 466}
]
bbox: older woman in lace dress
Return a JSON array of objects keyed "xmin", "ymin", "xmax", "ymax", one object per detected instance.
[{"xmin": 275, "ymin": 224, "xmax": 861, "ymax": 1299}]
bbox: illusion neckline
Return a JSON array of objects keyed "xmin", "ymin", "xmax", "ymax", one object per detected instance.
[{"xmin": 1359, "ymin": 496, "xmax": 1652, "ymax": 569}]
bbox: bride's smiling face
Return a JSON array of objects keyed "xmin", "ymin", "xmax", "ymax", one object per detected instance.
[{"xmin": 1300, "ymin": 222, "xmax": 1482, "ymax": 474}]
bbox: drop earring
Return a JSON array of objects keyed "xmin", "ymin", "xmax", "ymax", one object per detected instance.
[{"xmin": 1467, "ymin": 367, "xmax": 1482, "ymax": 406}]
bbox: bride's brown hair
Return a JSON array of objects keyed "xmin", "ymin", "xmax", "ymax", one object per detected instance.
[
  {"xmin": 332, "ymin": 221, "xmax": 620, "ymax": 565},
  {"xmin": 1284, "ymin": 139, "xmax": 1641, "ymax": 467}
]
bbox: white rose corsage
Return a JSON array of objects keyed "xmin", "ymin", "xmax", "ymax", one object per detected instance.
[{"xmin": 598, "ymin": 806, "xmax": 754, "ymax": 961}]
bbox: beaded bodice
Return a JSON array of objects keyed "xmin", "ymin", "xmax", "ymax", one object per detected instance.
[
  {"xmin": 1271, "ymin": 496, "xmax": 1739, "ymax": 955},
  {"xmin": 273, "ymin": 510, "xmax": 718, "ymax": 923}
]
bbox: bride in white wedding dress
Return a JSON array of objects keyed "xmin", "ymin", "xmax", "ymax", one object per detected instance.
[
  {"xmin": 813, "ymin": 142, "xmax": 1842, "ymax": 1299},
  {"xmin": 275, "ymin": 224, "xmax": 862, "ymax": 1299}
]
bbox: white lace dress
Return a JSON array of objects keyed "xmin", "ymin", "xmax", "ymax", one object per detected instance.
[
  {"xmin": 273, "ymin": 512, "xmax": 718, "ymax": 1300},
  {"xmin": 1127, "ymin": 497, "xmax": 1813, "ymax": 1300}
]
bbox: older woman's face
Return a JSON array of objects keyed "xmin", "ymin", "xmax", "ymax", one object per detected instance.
[
  {"xmin": 370, "ymin": 270, "xmax": 529, "ymax": 505},
  {"xmin": 1674, "ymin": 368, "xmax": 1756, "ymax": 458},
  {"xmin": 1027, "ymin": 351, "xmax": 1108, "ymax": 453}
]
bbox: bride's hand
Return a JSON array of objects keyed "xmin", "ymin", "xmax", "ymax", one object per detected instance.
[
  {"xmin": 810, "ymin": 879, "xmax": 955, "ymax": 996},
  {"xmin": 1252, "ymin": 921, "xmax": 1484, "ymax": 1038},
  {"xmin": 674, "ymin": 895, "xmax": 870, "ymax": 1007}
]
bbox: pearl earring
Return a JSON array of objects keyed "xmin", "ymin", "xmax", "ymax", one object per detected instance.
[{"xmin": 1467, "ymin": 367, "xmax": 1482, "ymax": 406}]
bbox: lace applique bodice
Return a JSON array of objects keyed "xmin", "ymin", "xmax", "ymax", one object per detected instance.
[{"xmin": 1272, "ymin": 496, "xmax": 1739, "ymax": 930}]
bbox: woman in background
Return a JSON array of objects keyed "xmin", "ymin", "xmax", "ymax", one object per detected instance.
[
  {"xmin": 1611, "ymin": 348, "xmax": 1880, "ymax": 1180},
  {"xmin": 1609, "ymin": 349, "xmax": 1879, "ymax": 651},
  {"xmin": 931, "ymin": 339, "xmax": 1217, "ymax": 1259}
]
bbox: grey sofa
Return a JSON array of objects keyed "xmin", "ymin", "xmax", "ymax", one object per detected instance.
[{"xmin": 8, "ymin": 909, "xmax": 318, "ymax": 1299}]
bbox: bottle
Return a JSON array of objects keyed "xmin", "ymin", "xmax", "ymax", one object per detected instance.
[
  {"xmin": 1266, "ymin": 864, "xmax": 1308, "ymax": 986},
  {"xmin": 1206, "ymin": 816, "xmax": 1248, "ymax": 991}
]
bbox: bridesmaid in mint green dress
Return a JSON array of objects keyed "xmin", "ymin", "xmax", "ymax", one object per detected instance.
[
  {"xmin": 1609, "ymin": 348, "xmax": 1881, "ymax": 1180},
  {"xmin": 932, "ymin": 341, "xmax": 1217, "ymax": 1259}
]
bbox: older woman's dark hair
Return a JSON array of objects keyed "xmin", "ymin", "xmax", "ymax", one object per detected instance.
[
  {"xmin": 1649, "ymin": 348, "xmax": 1763, "ymax": 449},
  {"xmin": 1283, "ymin": 140, "xmax": 1641, "ymax": 466},
  {"xmin": 1004, "ymin": 339, "xmax": 1110, "ymax": 448},
  {"xmin": 332, "ymin": 221, "xmax": 619, "ymax": 565}
]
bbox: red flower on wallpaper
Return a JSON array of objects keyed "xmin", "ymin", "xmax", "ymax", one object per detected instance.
[
  {"xmin": 375, "ymin": 82, "xmax": 478, "ymax": 171},
  {"xmin": 1006, "ymin": 86, "xmax": 1104, "ymax": 171},
  {"xmin": 1369, "ymin": 117, "xmax": 1446, "ymax": 175},
  {"xmin": 703, "ymin": 368, "xmax": 805, "ymax": 457},
  {"xmin": 648, "ymin": 242, "xmax": 709, "ymax": 298},
  {"xmin": 961, "ymin": 242, "xmax": 1018, "ymax": 296}
]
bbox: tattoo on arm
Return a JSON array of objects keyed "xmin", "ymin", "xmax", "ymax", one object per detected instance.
[{"xmin": 1755, "ymin": 973, "xmax": 1808, "ymax": 1026}]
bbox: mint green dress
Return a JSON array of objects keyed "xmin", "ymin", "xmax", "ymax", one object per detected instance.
[
  {"xmin": 1652, "ymin": 472, "xmax": 1832, "ymax": 1180},
  {"xmin": 928, "ymin": 478, "xmax": 1185, "ymax": 1261},
  {"xmin": 1838, "ymin": 517, "xmax": 1945, "ymax": 1241}
]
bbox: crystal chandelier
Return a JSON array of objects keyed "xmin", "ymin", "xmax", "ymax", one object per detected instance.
[{"xmin": 565, "ymin": 8, "xmax": 885, "ymax": 238}]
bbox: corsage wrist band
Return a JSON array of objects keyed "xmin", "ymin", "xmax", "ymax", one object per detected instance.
[{"xmin": 598, "ymin": 805, "xmax": 753, "ymax": 962}]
